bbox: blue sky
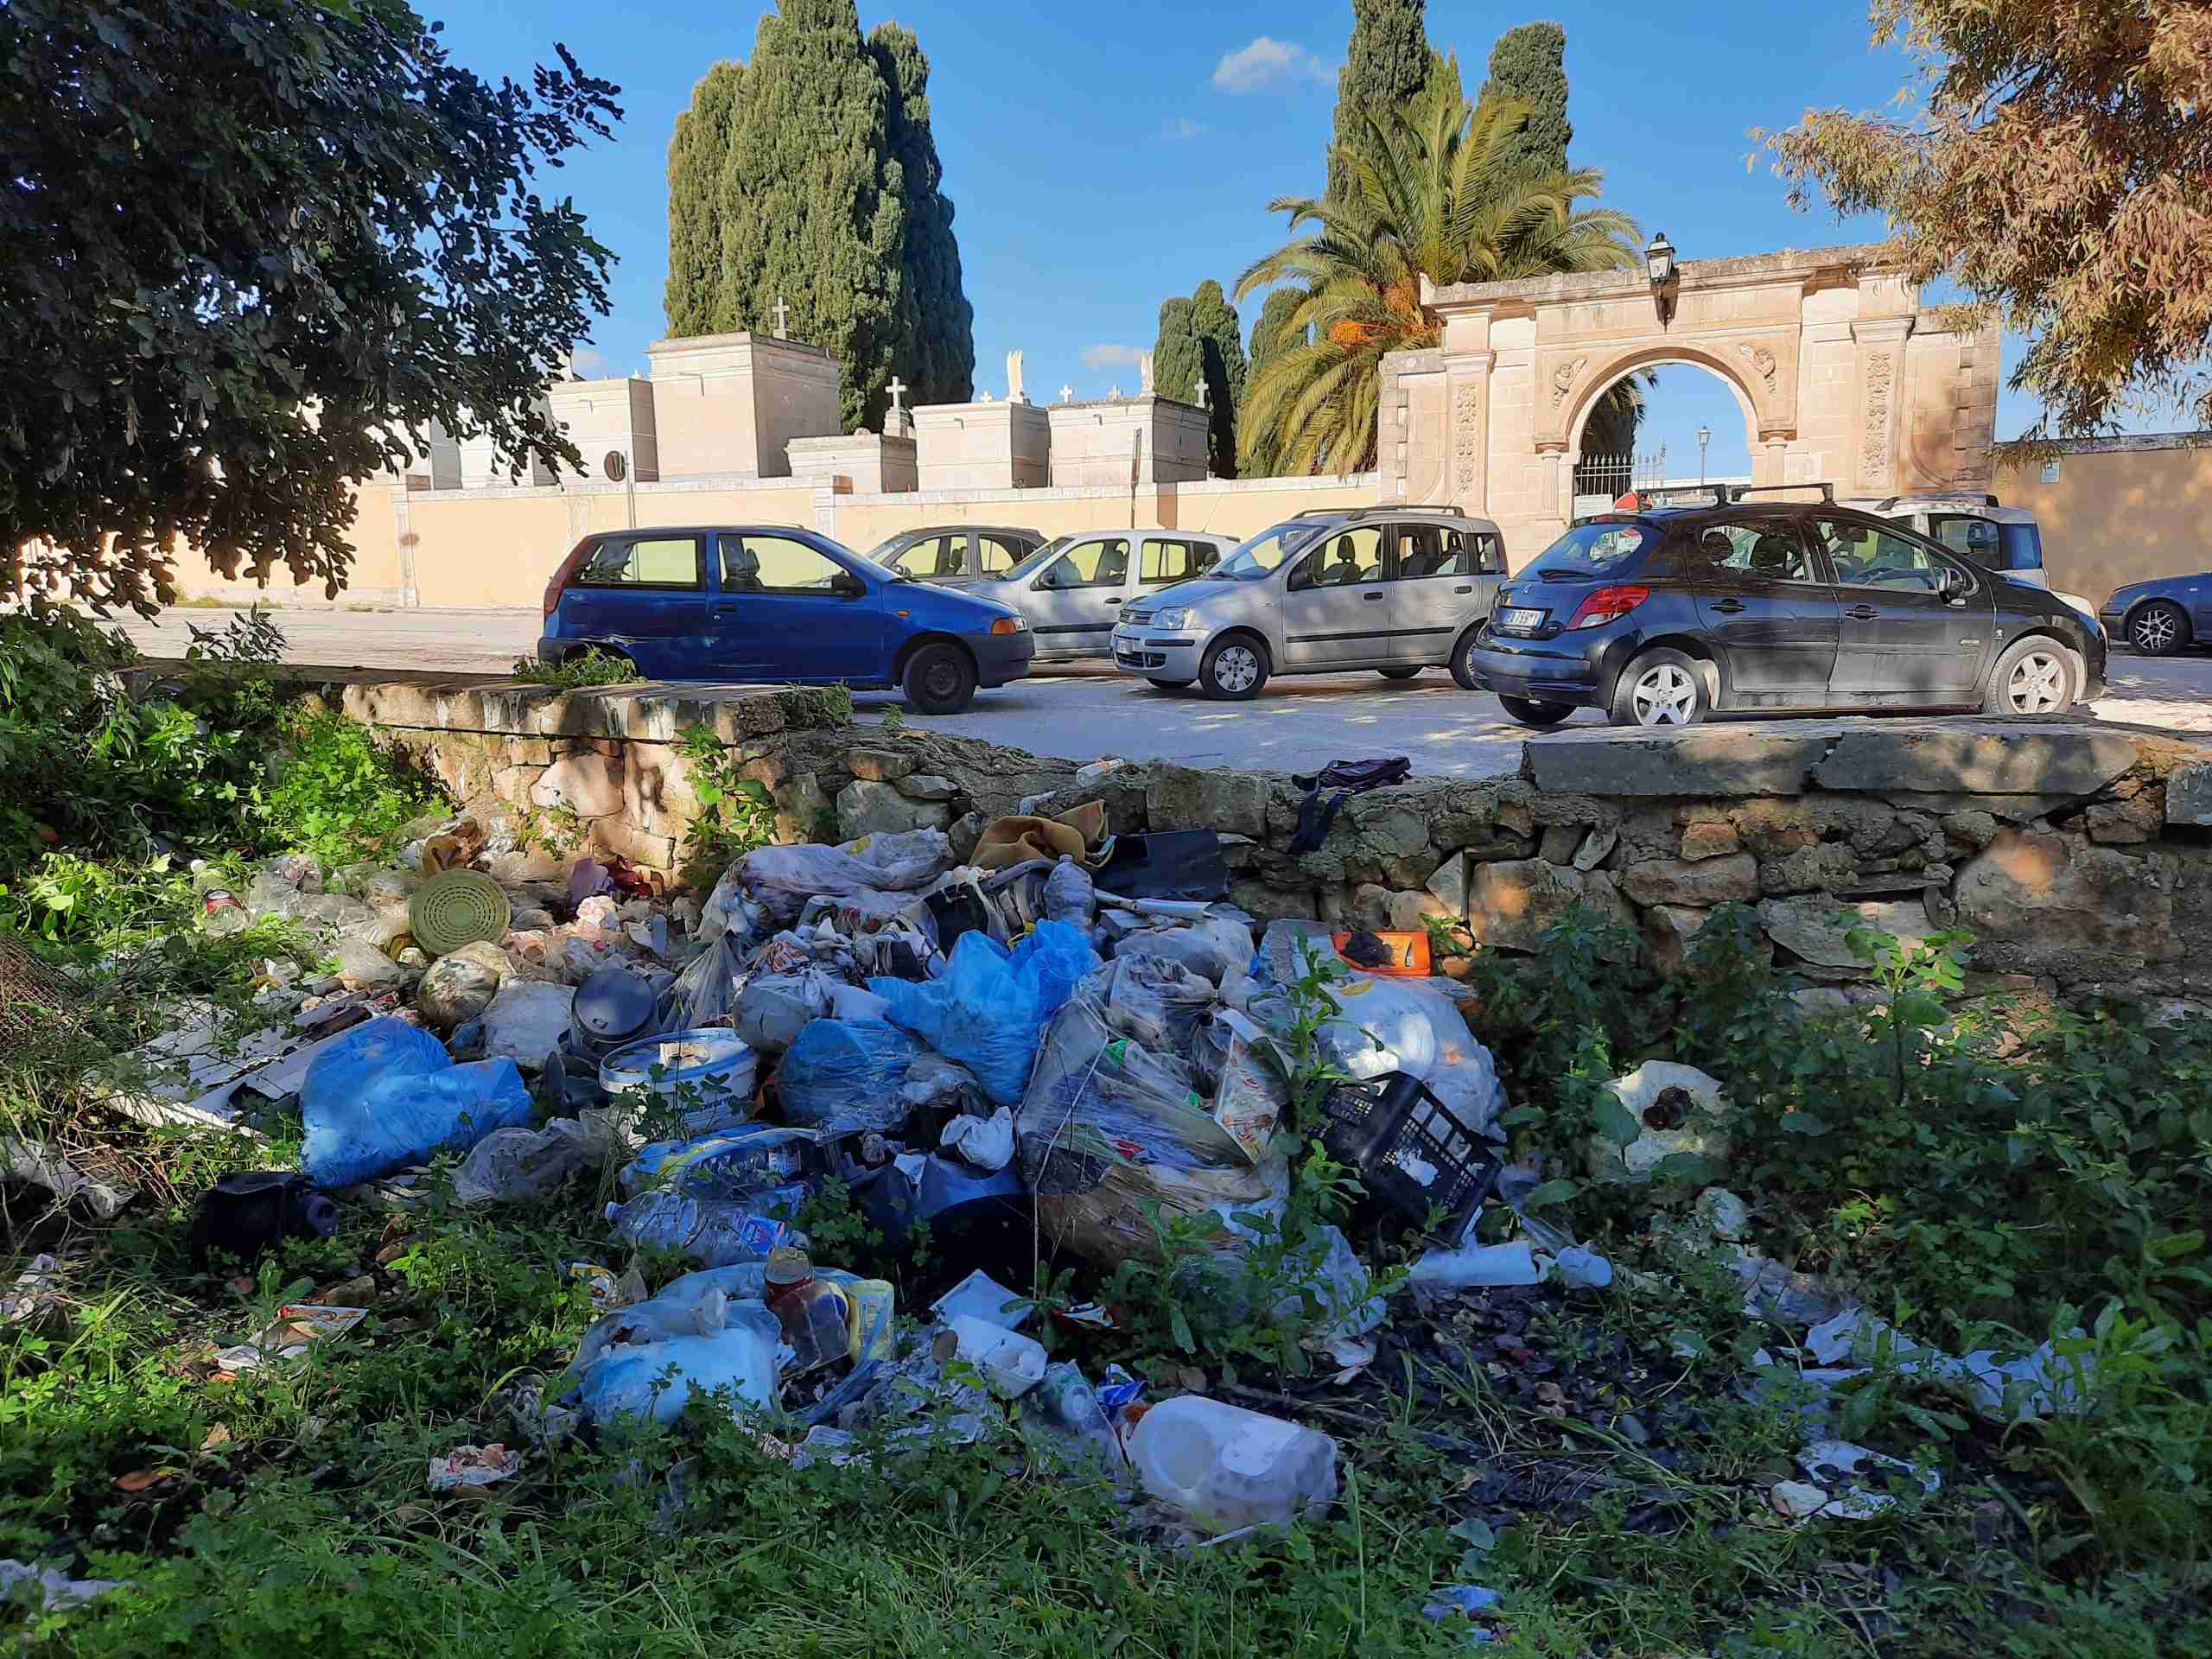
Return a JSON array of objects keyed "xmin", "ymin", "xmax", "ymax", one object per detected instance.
[{"xmin": 432, "ymin": 0, "xmax": 2139, "ymax": 480}]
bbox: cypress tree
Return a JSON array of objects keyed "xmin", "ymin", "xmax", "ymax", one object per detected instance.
[
  {"xmin": 664, "ymin": 61, "xmax": 747, "ymax": 337},
  {"xmin": 1479, "ymin": 22, "xmax": 1572, "ymax": 176},
  {"xmin": 1152, "ymin": 296, "xmax": 1200, "ymax": 404},
  {"xmin": 1242, "ymin": 288, "xmax": 1310, "ymax": 475},
  {"xmin": 1330, "ymin": 0, "xmax": 1435, "ymax": 194},
  {"xmin": 868, "ymin": 23, "xmax": 975, "ymax": 405},
  {"xmin": 1190, "ymin": 280, "xmax": 1247, "ymax": 479},
  {"xmin": 664, "ymin": 1, "xmax": 974, "ymax": 430}
]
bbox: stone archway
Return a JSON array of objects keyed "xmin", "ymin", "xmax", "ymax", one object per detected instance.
[{"xmin": 1376, "ymin": 241, "xmax": 2000, "ymax": 567}]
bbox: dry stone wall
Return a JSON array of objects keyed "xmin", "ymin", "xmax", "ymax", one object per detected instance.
[{"xmin": 342, "ymin": 679, "xmax": 2212, "ymax": 1007}]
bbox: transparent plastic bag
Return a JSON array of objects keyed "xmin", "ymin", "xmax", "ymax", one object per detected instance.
[
  {"xmin": 1042, "ymin": 859, "xmax": 1096, "ymax": 928},
  {"xmin": 454, "ymin": 1118, "xmax": 617, "ymax": 1205},
  {"xmin": 867, "ymin": 921, "xmax": 1099, "ymax": 1108},
  {"xmin": 1092, "ymin": 952, "xmax": 1216, "ymax": 1054},
  {"xmin": 741, "ymin": 830, "xmax": 951, "ymax": 924},
  {"xmin": 778, "ymin": 1019, "xmax": 925, "ymax": 1133}
]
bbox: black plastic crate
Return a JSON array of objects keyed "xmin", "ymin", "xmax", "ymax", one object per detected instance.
[{"xmin": 1319, "ymin": 1071, "xmax": 1498, "ymax": 1240}]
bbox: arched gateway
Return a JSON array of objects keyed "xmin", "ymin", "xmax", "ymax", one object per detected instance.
[{"xmin": 1376, "ymin": 242, "xmax": 2000, "ymax": 566}]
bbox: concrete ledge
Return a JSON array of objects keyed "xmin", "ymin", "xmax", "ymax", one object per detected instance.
[
  {"xmin": 1812, "ymin": 724, "xmax": 2140, "ymax": 797},
  {"xmin": 1526, "ymin": 727, "xmax": 1836, "ymax": 797}
]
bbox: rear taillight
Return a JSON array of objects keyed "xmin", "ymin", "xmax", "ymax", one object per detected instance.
[
  {"xmin": 1567, "ymin": 584, "xmax": 1650, "ymax": 630},
  {"xmin": 544, "ymin": 538, "xmax": 591, "ymax": 620}
]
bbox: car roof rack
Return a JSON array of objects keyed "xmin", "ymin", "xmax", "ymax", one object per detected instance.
[
  {"xmin": 1721, "ymin": 482, "xmax": 1836, "ymax": 505},
  {"xmin": 1870, "ymin": 492, "xmax": 2001, "ymax": 511}
]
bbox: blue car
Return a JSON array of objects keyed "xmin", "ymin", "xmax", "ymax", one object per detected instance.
[
  {"xmin": 537, "ymin": 524, "xmax": 1033, "ymax": 713},
  {"xmin": 2099, "ymin": 570, "xmax": 2212, "ymax": 657}
]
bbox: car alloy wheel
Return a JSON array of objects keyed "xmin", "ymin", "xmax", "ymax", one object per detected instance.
[
  {"xmin": 2133, "ymin": 604, "xmax": 2182, "ymax": 654},
  {"xmin": 2005, "ymin": 649, "xmax": 2071, "ymax": 714},
  {"xmin": 1212, "ymin": 645, "xmax": 1261, "ymax": 693},
  {"xmin": 1630, "ymin": 662, "xmax": 1700, "ymax": 725}
]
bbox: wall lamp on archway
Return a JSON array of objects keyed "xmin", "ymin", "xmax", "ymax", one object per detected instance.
[{"xmin": 1645, "ymin": 232, "xmax": 1679, "ymax": 327}]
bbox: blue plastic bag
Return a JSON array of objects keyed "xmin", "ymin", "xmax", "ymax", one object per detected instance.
[
  {"xmin": 301, "ymin": 1016, "xmax": 535, "ymax": 1187},
  {"xmin": 869, "ymin": 921, "xmax": 1098, "ymax": 1107},
  {"xmin": 778, "ymin": 1019, "xmax": 924, "ymax": 1133}
]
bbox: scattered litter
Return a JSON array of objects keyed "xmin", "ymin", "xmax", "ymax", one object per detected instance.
[
  {"xmin": 0, "ymin": 1559, "xmax": 129, "ymax": 1612},
  {"xmin": 300, "ymin": 1016, "xmax": 533, "ymax": 1188},
  {"xmin": 939, "ymin": 1105, "xmax": 1016, "ymax": 1173},
  {"xmin": 779, "ymin": 1019, "xmax": 925, "ymax": 1134},
  {"xmin": 3, "ymin": 1135, "xmax": 137, "ymax": 1221},
  {"xmin": 454, "ymin": 1118, "xmax": 618, "ymax": 1205},
  {"xmin": 213, "ymin": 1304, "xmax": 369, "ymax": 1376},
  {"xmin": 192, "ymin": 1171, "xmax": 339, "ymax": 1263},
  {"xmin": 937, "ymin": 1313, "xmax": 1048, "ymax": 1397},
  {"xmin": 931, "ymin": 1268, "xmax": 1033, "ymax": 1330},
  {"xmin": 869, "ymin": 922, "xmax": 1097, "ymax": 1107},
  {"xmin": 480, "ymin": 980, "xmax": 575, "ymax": 1072},
  {"xmin": 1551, "ymin": 1246, "xmax": 1615, "ymax": 1291},
  {"xmin": 599, "ymin": 1027, "xmax": 758, "ymax": 1135},
  {"xmin": 3, "ymin": 1255, "xmax": 61, "ymax": 1324},
  {"xmin": 1587, "ymin": 1061, "xmax": 1730, "ymax": 1184},
  {"xmin": 1411, "ymin": 1240, "xmax": 1542, "ymax": 1291},
  {"xmin": 428, "ymin": 1443, "xmax": 521, "ymax": 1495}
]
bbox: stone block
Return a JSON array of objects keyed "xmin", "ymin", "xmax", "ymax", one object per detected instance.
[
  {"xmin": 1467, "ymin": 860, "xmax": 1636, "ymax": 957},
  {"xmin": 896, "ymin": 772, "xmax": 959, "ymax": 803},
  {"xmin": 836, "ymin": 779, "xmax": 951, "ymax": 841},
  {"xmin": 1758, "ymin": 843, "xmax": 1860, "ymax": 897},
  {"xmin": 1642, "ymin": 905, "xmax": 1710, "ymax": 978},
  {"xmin": 592, "ymin": 816, "xmax": 680, "ymax": 874},
  {"xmin": 1351, "ymin": 884, "xmax": 1393, "ymax": 931},
  {"xmin": 1813, "ymin": 725, "xmax": 2139, "ymax": 798},
  {"xmin": 1539, "ymin": 824, "xmax": 1582, "ymax": 865},
  {"xmin": 1528, "ymin": 727, "xmax": 1830, "ymax": 797},
  {"xmin": 531, "ymin": 749, "xmax": 626, "ymax": 819},
  {"xmin": 1618, "ymin": 852, "xmax": 1758, "ymax": 908},
  {"xmin": 1389, "ymin": 889, "xmax": 1451, "ymax": 931},
  {"xmin": 2085, "ymin": 791, "xmax": 2163, "ymax": 845},
  {"xmin": 1429, "ymin": 784, "xmax": 1500, "ymax": 847},
  {"xmin": 2169, "ymin": 761, "xmax": 2212, "ymax": 827},
  {"xmin": 622, "ymin": 743, "xmax": 706, "ymax": 842},
  {"xmin": 1147, "ymin": 767, "xmax": 1269, "ymax": 838},
  {"xmin": 1679, "ymin": 820, "xmax": 1741, "ymax": 861},
  {"xmin": 1758, "ymin": 896, "xmax": 1936, "ymax": 969},
  {"xmin": 1731, "ymin": 799, "xmax": 1818, "ymax": 857},
  {"xmin": 1230, "ymin": 878, "xmax": 1322, "ymax": 923},
  {"xmin": 1954, "ymin": 829, "xmax": 2179, "ymax": 965},
  {"xmin": 1939, "ymin": 809, "xmax": 1999, "ymax": 850},
  {"xmin": 1882, "ymin": 791, "xmax": 2082, "ymax": 823},
  {"xmin": 849, "ymin": 748, "xmax": 916, "ymax": 783},
  {"xmin": 773, "ymin": 772, "xmax": 831, "ymax": 844},
  {"xmin": 1426, "ymin": 852, "xmax": 1471, "ymax": 917}
]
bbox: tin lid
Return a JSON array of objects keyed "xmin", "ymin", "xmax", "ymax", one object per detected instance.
[{"xmin": 765, "ymin": 1245, "xmax": 812, "ymax": 1287}]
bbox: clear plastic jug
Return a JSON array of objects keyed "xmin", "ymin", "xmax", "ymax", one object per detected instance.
[{"xmin": 1128, "ymin": 1395, "xmax": 1339, "ymax": 1532}]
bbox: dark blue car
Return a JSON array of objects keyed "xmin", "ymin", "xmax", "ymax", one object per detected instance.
[
  {"xmin": 2099, "ymin": 570, "xmax": 2212, "ymax": 657},
  {"xmin": 538, "ymin": 524, "xmax": 1033, "ymax": 714},
  {"xmin": 1465, "ymin": 487, "xmax": 2106, "ymax": 728}
]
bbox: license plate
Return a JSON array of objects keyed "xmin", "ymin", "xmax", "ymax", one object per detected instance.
[{"xmin": 1499, "ymin": 607, "xmax": 1545, "ymax": 631}]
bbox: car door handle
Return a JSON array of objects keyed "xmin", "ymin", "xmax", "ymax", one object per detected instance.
[
  {"xmin": 1709, "ymin": 599, "xmax": 1746, "ymax": 614},
  {"xmin": 1453, "ymin": 585, "xmax": 1474, "ymax": 594},
  {"xmin": 1102, "ymin": 596, "xmax": 1122, "ymax": 605},
  {"xmin": 1845, "ymin": 605, "xmax": 1879, "ymax": 620},
  {"xmin": 1363, "ymin": 591, "xmax": 1385, "ymax": 601},
  {"xmin": 709, "ymin": 602, "xmax": 739, "ymax": 617}
]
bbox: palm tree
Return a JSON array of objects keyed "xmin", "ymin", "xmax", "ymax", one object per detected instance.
[{"xmin": 1236, "ymin": 83, "xmax": 1641, "ymax": 476}]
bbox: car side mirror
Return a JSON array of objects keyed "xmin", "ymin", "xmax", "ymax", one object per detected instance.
[{"xmin": 830, "ymin": 570, "xmax": 867, "ymax": 599}]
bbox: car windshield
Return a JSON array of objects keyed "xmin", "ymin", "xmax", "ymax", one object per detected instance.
[
  {"xmin": 1999, "ymin": 524, "xmax": 2044, "ymax": 574},
  {"xmin": 1212, "ymin": 520, "xmax": 1330, "ymax": 581},
  {"xmin": 858, "ymin": 531, "xmax": 924, "ymax": 579},
  {"xmin": 1527, "ymin": 521, "xmax": 1654, "ymax": 579},
  {"xmin": 1004, "ymin": 535, "xmax": 1075, "ymax": 581}
]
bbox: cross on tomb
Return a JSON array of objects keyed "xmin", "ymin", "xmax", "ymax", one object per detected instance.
[
  {"xmin": 772, "ymin": 296, "xmax": 791, "ymax": 339},
  {"xmin": 1059, "ymin": 384, "xmax": 1073, "ymax": 404},
  {"xmin": 887, "ymin": 377, "xmax": 907, "ymax": 420}
]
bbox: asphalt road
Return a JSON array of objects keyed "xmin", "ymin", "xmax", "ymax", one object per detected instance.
[{"xmin": 122, "ymin": 606, "xmax": 2212, "ymax": 780}]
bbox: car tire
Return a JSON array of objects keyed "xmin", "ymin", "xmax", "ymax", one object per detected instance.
[
  {"xmin": 1198, "ymin": 633, "xmax": 1268, "ymax": 701},
  {"xmin": 1146, "ymin": 677, "xmax": 1194, "ymax": 692},
  {"xmin": 1498, "ymin": 696, "xmax": 1575, "ymax": 728},
  {"xmin": 900, "ymin": 642, "xmax": 977, "ymax": 715},
  {"xmin": 1983, "ymin": 636, "xmax": 2076, "ymax": 716},
  {"xmin": 1448, "ymin": 627, "xmax": 1488, "ymax": 691},
  {"xmin": 1377, "ymin": 666, "xmax": 1423, "ymax": 681},
  {"xmin": 1609, "ymin": 648, "xmax": 1711, "ymax": 728},
  {"xmin": 2129, "ymin": 600, "xmax": 2189, "ymax": 657}
]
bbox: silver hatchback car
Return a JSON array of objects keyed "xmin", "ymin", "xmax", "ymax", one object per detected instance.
[
  {"xmin": 1109, "ymin": 508, "xmax": 1509, "ymax": 698},
  {"xmin": 948, "ymin": 527, "xmax": 1237, "ymax": 664}
]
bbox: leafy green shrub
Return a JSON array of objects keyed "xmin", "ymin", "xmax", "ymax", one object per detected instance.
[
  {"xmin": 676, "ymin": 724, "xmax": 776, "ymax": 888},
  {"xmin": 509, "ymin": 646, "xmax": 639, "ymax": 689},
  {"xmin": 252, "ymin": 708, "xmax": 445, "ymax": 866}
]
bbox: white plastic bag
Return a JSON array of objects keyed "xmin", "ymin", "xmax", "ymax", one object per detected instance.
[
  {"xmin": 940, "ymin": 1107, "xmax": 1015, "ymax": 1173},
  {"xmin": 741, "ymin": 831, "xmax": 951, "ymax": 924}
]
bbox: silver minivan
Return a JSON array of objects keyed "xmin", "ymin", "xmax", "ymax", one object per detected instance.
[
  {"xmin": 950, "ymin": 528, "xmax": 1237, "ymax": 663},
  {"xmin": 1109, "ymin": 508, "xmax": 1508, "ymax": 698}
]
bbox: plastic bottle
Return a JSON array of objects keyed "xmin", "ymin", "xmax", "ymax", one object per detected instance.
[
  {"xmin": 765, "ymin": 1247, "xmax": 852, "ymax": 1376},
  {"xmin": 604, "ymin": 1191, "xmax": 808, "ymax": 1268},
  {"xmin": 1407, "ymin": 1239, "xmax": 1543, "ymax": 1291},
  {"xmin": 934, "ymin": 1313, "xmax": 1047, "ymax": 1398},
  {"xmin": 1032, "ymin": 1361, "xmax": 1123, "ymax": 1468},
  {"xmin": 1128, "ymin": 1395, "xmax": 1340, "ymax": 1532}
]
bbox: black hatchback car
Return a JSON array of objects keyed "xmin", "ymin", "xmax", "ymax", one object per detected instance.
[{"xmin": 1466, "ymin": 486, "xmax": 2107, "ymax": 728}]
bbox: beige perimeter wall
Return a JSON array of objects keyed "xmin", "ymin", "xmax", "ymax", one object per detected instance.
[{"xmin": 1996, "ymin": 437, "xmax": 2212, "ymax": 603}]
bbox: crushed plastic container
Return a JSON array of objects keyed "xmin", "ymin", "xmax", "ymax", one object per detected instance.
[
  {"xmin": 604, "ymin": 1190, "xmax": 808, "ymax": 1268},
  {"xmin": 1129, "ymin": 1395, "xmax": 1340, "ymax": 1533},
  {"xmin": 937, "ymin": 1313, "xmax": 1047, "ymax": 1398},
  {"xmin": 300, "ymin": 1016, "xmax": 533, "ymax": 1188},
  {"xmin": 1408, "ymin": 1239, "xmax": 1542, "ymax": 1291},
  {"xmin": 599, "ymin": 1027, "xmax": 758, "ymax": 1135}
]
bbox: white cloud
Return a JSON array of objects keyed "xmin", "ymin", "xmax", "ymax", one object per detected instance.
[
  {"xmin": 1158, "ymin": 116, "xmax": 1209, "ymax": 140},
  {"xmin": 1082, "ymin": 343, "xmax": 1145, "ymax": 371},
  {"xmin": 1212, "ymin": 36, "xmax": 1331, "ymax": 93},
  {"xmin": 566, "ymin": 345, "xmax": 612, "ymax": 378}
]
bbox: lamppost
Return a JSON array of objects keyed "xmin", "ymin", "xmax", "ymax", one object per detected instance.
[
  {"xmin": 1698, "ymin": 424, "xmax": 1710, "ymax": 485},
  {"xmin": 1645, "ymin": 232, "xmax": 1678, "ymax": 327}
]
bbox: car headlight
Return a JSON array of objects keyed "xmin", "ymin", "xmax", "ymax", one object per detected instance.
[
  {"xmin": 988, "ymin": 615, "xmax": 1027, "ymax": 635},
  {"xmin": 1151, "ymin": 607, "xmax": 1191, "ymax": 630}
]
